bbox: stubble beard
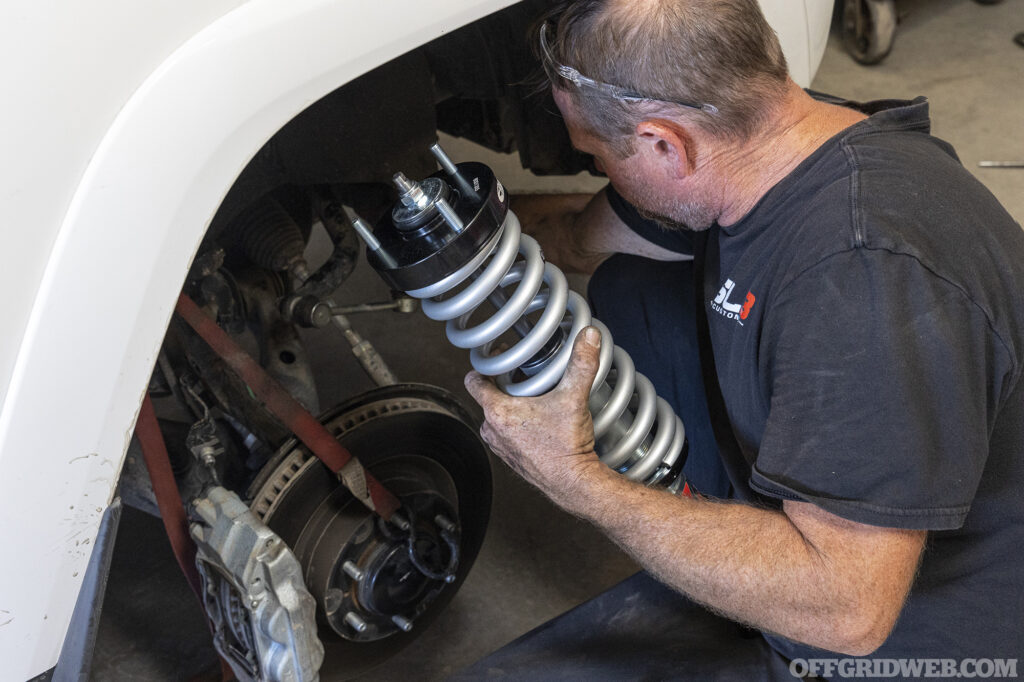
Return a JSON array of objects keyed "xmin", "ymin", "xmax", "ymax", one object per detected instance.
[
  {"xmin": 620, "ymin": 177, "xmax": 717, "ymax": 232},
  {"xmin": 635, "ymin": 202, "xmax": 716, "ymax": 232}
]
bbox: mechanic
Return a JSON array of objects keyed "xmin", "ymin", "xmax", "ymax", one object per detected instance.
[{"xmin": 462, "ymin": 0, "xmax": 1024, "ymax": 673}]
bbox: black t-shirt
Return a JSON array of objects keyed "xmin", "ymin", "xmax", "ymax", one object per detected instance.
[{"xmin": 607, "ymin": 96, "xmax": 1024, "ymax": 660}]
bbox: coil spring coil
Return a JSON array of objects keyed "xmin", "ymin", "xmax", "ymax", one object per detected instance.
[{"xmin": 403, "ymin": 211, "xmax": 685, "ymax": 486}]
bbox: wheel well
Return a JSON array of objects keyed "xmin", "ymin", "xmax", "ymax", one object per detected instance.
[{"xmin": 205, "ymin": 0, "xmax": 587, "ymax": 245}]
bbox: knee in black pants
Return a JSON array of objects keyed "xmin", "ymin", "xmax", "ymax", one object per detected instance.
[{"xmin": 587, "ymin": 254, "xmax": 730, "ymax": 497}]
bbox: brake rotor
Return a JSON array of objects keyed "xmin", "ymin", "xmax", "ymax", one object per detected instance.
[{"xmin": 247, "ymin": 383, "xmax": 491, "ymax": 678}]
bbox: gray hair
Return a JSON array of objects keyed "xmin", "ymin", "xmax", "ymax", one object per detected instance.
[{"xmin": 541, "ymin": 0, "xmax": 790, "ymax": 155}]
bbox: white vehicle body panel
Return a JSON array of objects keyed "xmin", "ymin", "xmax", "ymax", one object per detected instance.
[
  {"xmin": 765, "ymin": 0, "xmax": 833, "ymax": 88},
  {"xmin": 0, "ymin": 1, "xmax": 828, "ymax": 677}
]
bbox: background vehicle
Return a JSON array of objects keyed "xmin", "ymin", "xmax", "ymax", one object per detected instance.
[{"xmin": 0, "ymin": 1, "xmax": 831, "ymax": 679}]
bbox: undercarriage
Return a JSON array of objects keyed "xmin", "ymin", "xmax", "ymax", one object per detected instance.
[
  {"xmin": 116, "ymin": 4, "xmax": 568, "ymax": 678},
  {"xmin": 126, "ymin": 157, "xmax": 505, "ymax": 680},
  {"xmin": 118, "ymin": 0, "xmax": 689, "ymax": 675}
]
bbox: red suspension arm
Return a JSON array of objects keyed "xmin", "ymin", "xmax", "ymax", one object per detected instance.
[{"xmin": 174, "ymin": 293, "xmax": 401, "ymax": 520}]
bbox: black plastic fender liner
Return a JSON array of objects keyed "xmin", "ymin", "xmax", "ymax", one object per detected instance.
[{"xmin": 47, "ymin": 499, "xmax": 122, "ymax": 682}]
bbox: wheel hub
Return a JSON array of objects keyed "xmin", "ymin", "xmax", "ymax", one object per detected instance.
[
  {"xmin": 305, "ymin": 487, "xmax": 459, "ymax": 642},
  {"xmin": 246, "ymin": 384, "xmax": 491, "ymax": 677}
]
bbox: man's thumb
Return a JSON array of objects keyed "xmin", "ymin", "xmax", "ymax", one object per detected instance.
[{"xmin": 559, "ymin": 326, "xmax": 602, "ymax": 398}]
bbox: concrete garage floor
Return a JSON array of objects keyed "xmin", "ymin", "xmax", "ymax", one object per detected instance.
[{"xmin": 90, "ymin": 2, "xmax": 1023, "ymax": 680}]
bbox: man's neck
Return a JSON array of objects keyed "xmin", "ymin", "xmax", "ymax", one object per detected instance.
[{"xmin": 712, "ymin": 84, "xmax": 868, "ymax": 227}]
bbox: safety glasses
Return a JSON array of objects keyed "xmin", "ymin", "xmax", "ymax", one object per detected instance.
[{"xmin": 538, "ymin": 21, "xmax": 719, "ymax": 114}]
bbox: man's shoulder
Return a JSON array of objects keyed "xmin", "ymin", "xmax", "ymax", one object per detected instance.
[
  {"xmin": 767, "ymin": 109, "xmax": 1024, "ymax": 305},
  {"xmin": 840, "ymin": 122, "xmax": 1024, "ymax": 319}
]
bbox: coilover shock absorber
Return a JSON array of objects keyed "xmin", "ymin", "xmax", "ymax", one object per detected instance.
[{"xmin": 348, "ymin": 144, "xmax": 689, "ymax": 491}]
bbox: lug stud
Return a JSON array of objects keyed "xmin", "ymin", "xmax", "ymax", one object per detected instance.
[
  {"xmin": 434, "ymin": 514, "xmax": 457, "ymax": 533},
  {"xmin": 342, "ymin": 560, "xmax": 364, "ymax": 582},
  {"xmin": 344, "ymin": 611, "xmax": 369, "ymax": 633}
]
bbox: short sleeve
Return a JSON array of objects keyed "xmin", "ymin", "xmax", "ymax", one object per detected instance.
[
  {"xmin": 749, "ymin": 248, "xmax": 1013, "ymax": 530},
  {"xmin": 605, "ymin": 184, "xmax": 695, "ymax": 256}
]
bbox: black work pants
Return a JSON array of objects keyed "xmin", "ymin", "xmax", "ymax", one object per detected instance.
[{"xmin": 588, "ymin": 254, "xmax": 730, "ymax": 498}]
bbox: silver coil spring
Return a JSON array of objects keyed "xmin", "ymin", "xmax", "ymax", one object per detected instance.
[{"xmin": 403, "ymin": 210, "xmax": 685, "ymax": 487}]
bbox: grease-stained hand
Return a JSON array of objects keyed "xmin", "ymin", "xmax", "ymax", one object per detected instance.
[{"xmin": 464, "ymin": 326, "xmax": 607, "ymax": 508}]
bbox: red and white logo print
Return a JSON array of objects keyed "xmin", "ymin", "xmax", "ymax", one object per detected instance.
[{"xmin": 711, "ymin": 278, "xmax": 756, "ymax": 325}]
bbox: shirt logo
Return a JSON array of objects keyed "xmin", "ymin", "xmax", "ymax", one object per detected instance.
[{"xmin": 711, "ymin": 278, "xmax": 756, "ymax": 325}]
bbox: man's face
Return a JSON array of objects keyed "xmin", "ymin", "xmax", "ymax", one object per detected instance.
[{"xmin": 552, "ymin": 88, "xmax": 717, "ymax": 231}]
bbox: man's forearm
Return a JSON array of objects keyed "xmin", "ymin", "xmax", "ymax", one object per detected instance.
[
  {"xmin": 511, "ymin": 193, "xmax": 609, "ymax": 274},
  {"xmin": 511, "ymin": 190, "xmax": 690, "ymax": 274},
  {"xmin": 465, "ymin": 330, "xmax": 925, "ymax": 657},
  {"xmin": 564, "ymin": 461, "xmax": 918, "ymax": 656}
]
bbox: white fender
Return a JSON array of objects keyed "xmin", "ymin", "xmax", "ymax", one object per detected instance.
[{"xmin": 0, "ymin": 1, "xmax": 517, "ymax": 677}]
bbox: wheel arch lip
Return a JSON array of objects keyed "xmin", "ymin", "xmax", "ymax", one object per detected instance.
[{"xmin": 0, "ymin": 1, "xmax": 516, "ymax": 678}]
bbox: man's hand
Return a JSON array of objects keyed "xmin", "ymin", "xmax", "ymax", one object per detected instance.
[{"xmin": 464, "ymin": 326, "xmax": 607, "ymax": 507}]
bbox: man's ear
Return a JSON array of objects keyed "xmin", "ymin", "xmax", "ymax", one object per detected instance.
[{"xmin": 635, "ymin": 119, "xmax": 694, "ymax": 178}]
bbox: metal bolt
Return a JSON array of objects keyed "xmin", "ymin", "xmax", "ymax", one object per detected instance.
[
  {"xmin": 429, "ymin": 143, "xmax": 460, "ymax": 177},
  {"xmin": 393, "ymin": 172, "xmax": 431, "ymax": 210},
  {"xmin": 198, "ymin": 446, "xmax": 218, "ymax": 468},
  {"xmin": 430, "ymin": 142, "xmax": 478, "ymax": 199},
  {"xmin": 344, "ymin": 207, "xmax": 383, "ymax": 252},
  {"xmin": 390, "ymin": 513, "xmax": 410, "ymax": 531},
  {"xmin": 304, "ymin": 300, "xmax": 333, "ymax": 328},
  {"xmin": 344, "ymin": 611, "xmax": 369, "ymax": 633},
  {"xmin": 391, "ymin": 614, "xmax": 414, "ymax": 632},
  {"xmin": 434, "ymin": 515, "xmax": 457, "ymax": 533},
  {"xmin": 434, "ymin": 197, "xmax": 464, "ymax": 232},
  {"xmin": 342, "ymin": 560, "xmax": 364, "ymax": 582},
  {"xmin": 344, "ymin": 206, "xmax": 398, "ymax": 269},
  {"xmin": 444, "ymin": 573, "xmax": 456, "ymax": 584},
  {"xmin": 290, "ymin": 261, "xmax": 312, "ymax": 284},
  {"xmin": 392, "ymin": 171, "xmax": 464, "ymax": 231}
]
